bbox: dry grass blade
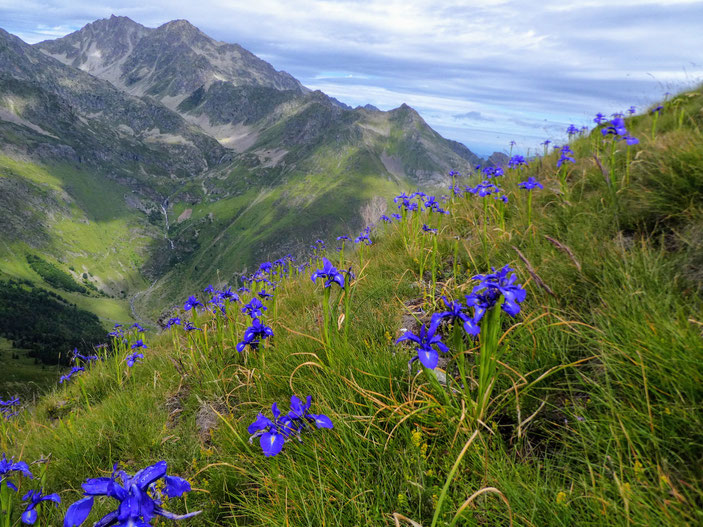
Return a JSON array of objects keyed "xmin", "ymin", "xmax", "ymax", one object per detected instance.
[
  {"xmin": 393, "ymin": 512, "xmax": 424, "ymax": 527},
  {"xmin": 593, "ymin": 154, "xmax": 611, "ymax": 187},
  {"xmin": 543, "ymin": 235, "xmax": 582, "ymax": 272},
  {"xmin": 278, "ymin": 322, "xmax": 325, "ymax": 345},
  {"xmin": 450, "ymin": 487, "xmax": 513, "ymax": 527},
  {"xmin": 512, "ymin": 246, "xmax": 556, "ymax": 297},
  {"xmin": 288, "ymin": 361, "xmax": 325, "ymax": 391}
]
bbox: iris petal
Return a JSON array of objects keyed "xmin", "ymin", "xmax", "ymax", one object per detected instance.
[
  {"xmin": 63, "ymin": 496, "xmax": 94, "ymax": 527},
  {"xmin": 132, "ymin": 461, "xmax": 167, "ymax": 489},
  {"xmin": 260, "ymin": 432, "xmax": 285, "ymax": 457},
  {"xmin": 163, "ymin": 476, "xmax": 191, "ymax": 498},
  {"xmin": 22, "ymin": 508, "xmax": 38, "ymax": 525},
  {"xmin": 82, "ymin": 477, "xmax": 113, "ymax": 495},
  {"xmin": 310, "ymin": 414, "xmax": 334, "ymax": 429},
  {"xmin": 417, "ymin": 349, "xmax": 439, "ymax": 369}
]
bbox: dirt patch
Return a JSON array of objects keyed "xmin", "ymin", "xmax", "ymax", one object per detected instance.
[
  {"xmin": 177, "ymin": 208, "xmax": 192, "ymax": 223},
  {"xmin": 165, "ymin": 382, "xmax": 190, "ymax": 429},
  {"xmin": 196, "ymin": 398, "xmax": 226, "ymax": 445}
]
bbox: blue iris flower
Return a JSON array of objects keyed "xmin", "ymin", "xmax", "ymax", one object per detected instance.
[
  {"xmin": 310, "ymin": 258, "xmax": 345, "ymax": 288},
  {"xmin": 165, "ymin": 317, "xmax": 181, "ymax": 329},
  {"xmin": 467, "ymin": 180, "xmax": 501, "ymax": 197},
  {"xmin": 108, "ymin": 324, "xmax": 124, "ymax": 339},
  {"xmin": 566, "ymin": 124, "xmax": 579, "ymax": 136},
  {"xmin": 183, "ymin": 321, "xmax": 201, "ymax": 332},
  {"xmin": 258, "ymin": 289, "xmax": 273, "ymax": 300},
  {"xmin": 518, "ymin": 177, "xmax": 543, "ymax": 191},
  {"xmin": 219, "ymin": 287, "xmax": 239, "ymax": 302},
  {"xmin": 556, "ymin": 145, "xmax": 575, "ymax": 168},
  {"xmin": 0, "ymin": 454, "xmax": 33, "ymax": 491},
  {"xmin": 236, "ymin": 318, "xmax": 274, "ymax": 352},
  {"xmin": 466, "ymin": 265, "xmax": 526, "ymax": 324},
  {"xmin": 423, "ymin": 196, "xmax": 439, "ymax": 210},
  {"xmin": 71, "ymin": 349, "xmax": 98, "ymax": 365},
  {"xmin": 508, "ymin": 155, "xmax": 528, "ymax": 169},
  {"xmin": 63, "ymin": 461, "xmax": 199, "ymax": 527},
  {"xmin": 131, "ymin": 340, "xmax": 147, "ymax": 350},
  {"xmin": 433, "ymin": 296, "xmax": 480, "ymax": 337},
  {"xmin": 601, "ymin": 117, "xmax": 628, "ymax": 137},
  {"xmin": 248, "ymin": 396, "xmax": 333, "ymax": 457},
  {"xmin": 129, "ymin": 323, "xmax": 144, "ymax": 333},
  {"xmin": 0, "ymin": 397, "xmax": 20, "ymax": 420},
  {"xmin": 183, "ymin": 296, "xmax": 202, "ymax": 311},
  {"xmin": 242, "ymin": 297, "xmax": 267, "ymax": 318},
  {"xmin": 21, "ymin": 489, "xmax": 61, "ymax": 525},
  {"xmin": 125, "ymin": 352, "xmax": 143, "ymax": 368},
  {"xmin": 395, "ymin": 318, "xmax": 449, "ymax": 370},
  {"xmin": 601, "ymin": 117, "xmax": 639, "ymax": 145},
  {"xmin": 422, "ymin": 224, "xmax": 437, "ymax": 234},
  {"xmin": 60, "ymin": 366, "xmax": 85, "ymax": 384},
  {"xmin": 355, "ymin": 232, "xmax": 372, "ymax": 245}
]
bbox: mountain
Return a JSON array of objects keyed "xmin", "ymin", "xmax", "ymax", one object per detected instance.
[
  {"xmin": 487, "ymin": 151, "xmax": 509, "ymax": 167},
  {"xmin": 35, "ymin": 16, "xmax": 480, "ymax": 172},
  {"xmin": 0, "ymin": 17, "xmax": 483, "ymax": 334},
  {"xmin": 0, "ymin": 27, "xmax": 228, "ymax": 181},
  {"xmin": 36, "ymin": 16, "xmax": 304, "ymax": 102}
]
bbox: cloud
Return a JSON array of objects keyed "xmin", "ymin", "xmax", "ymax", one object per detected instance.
[
  {"xmin": 453, "ymin": 111, "xmax": 492, "ymax": 122},
  {"xmin": 1, "ymin": 0, "xmax": 702, "ymax": 154}
]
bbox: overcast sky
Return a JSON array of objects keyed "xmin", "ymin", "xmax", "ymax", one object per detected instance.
[{"xmin": 2, "ymin": 0, "xmax": 702, "ymax": 156}]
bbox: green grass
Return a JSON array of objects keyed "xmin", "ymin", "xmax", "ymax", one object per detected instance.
[
  {"xmin": 1, "ymin": 88, "xmax": 703, "ymax": 527},
  {"xmin": 0, "ymin": 337, "xmax": 60, "ymax": 397},
  {"xmin": 0, "ymin": 156, "xmax": 156, "ymax": 296}
]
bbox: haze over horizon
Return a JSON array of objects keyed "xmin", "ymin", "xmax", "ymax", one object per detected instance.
[{"xmin": 3, "ymin": 0, "xmax": 702, "ymax": 156}]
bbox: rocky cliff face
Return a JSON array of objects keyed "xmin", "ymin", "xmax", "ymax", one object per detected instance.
[
  {"xmin": 1, "ymin": 28, "xmax": 228, "ymax": 183},
  {"xmin": 36, "ymin": 16, "xmax": 303, "ymax": 106}
]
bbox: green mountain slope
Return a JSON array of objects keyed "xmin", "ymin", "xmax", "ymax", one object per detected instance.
[{"xmin": 1, "ymin": 88, "xmax": 701, "ymax": 526}]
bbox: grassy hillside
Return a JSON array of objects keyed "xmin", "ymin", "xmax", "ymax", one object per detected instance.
[
  {"xmin": 134, "ymin": 141, "xmax": 412, "ymax": 320},
  {"xmin": 1, "ymin": 88, "xmax": 702, "ymax": 526},
  {"xmin": 0, "ymin": 156, "xmax": 147, "ymax": 382}
]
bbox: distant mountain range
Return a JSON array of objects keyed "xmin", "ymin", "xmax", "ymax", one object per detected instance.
[{"xmin": 0, "ymin": 15, "xmax": 491, "ymax": 325}]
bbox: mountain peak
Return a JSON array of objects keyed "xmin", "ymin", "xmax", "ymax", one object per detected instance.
[
  {"xmin": 35, "ymin": 15, "xmax": 150, "ymax": 76},
  {"xmin": 155, "ymin": 19, "xmax": 202, "ymax": 37},
  {"xmin": 35, "ymin": 16, "xmax": 303, "ymax": 99},
  {"xmin": 74, "ymin": 14, "xmax": 147, "ymax": 37}
]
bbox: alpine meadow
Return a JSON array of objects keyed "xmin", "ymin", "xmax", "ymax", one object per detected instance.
[{"xmin": 0, "ymin": 9, "xmax": 702, "ymax": 527}]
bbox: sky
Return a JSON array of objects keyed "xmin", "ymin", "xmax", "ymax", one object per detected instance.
[{"xmin": 2, "ymin": 0, "xmax": 702, "ymax": 156}]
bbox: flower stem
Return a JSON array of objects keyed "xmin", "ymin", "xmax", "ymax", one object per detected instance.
[
  {"xmin": 322, "ymin": 287, "xmax": 331, "ymax": 352},
  {"xmin": 452, "ymin": 239, "xmax": 459, "ymax": 283},
  {"xmin": 476, "ymin": 303, "xmax": 502, "ymax": 420}
]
